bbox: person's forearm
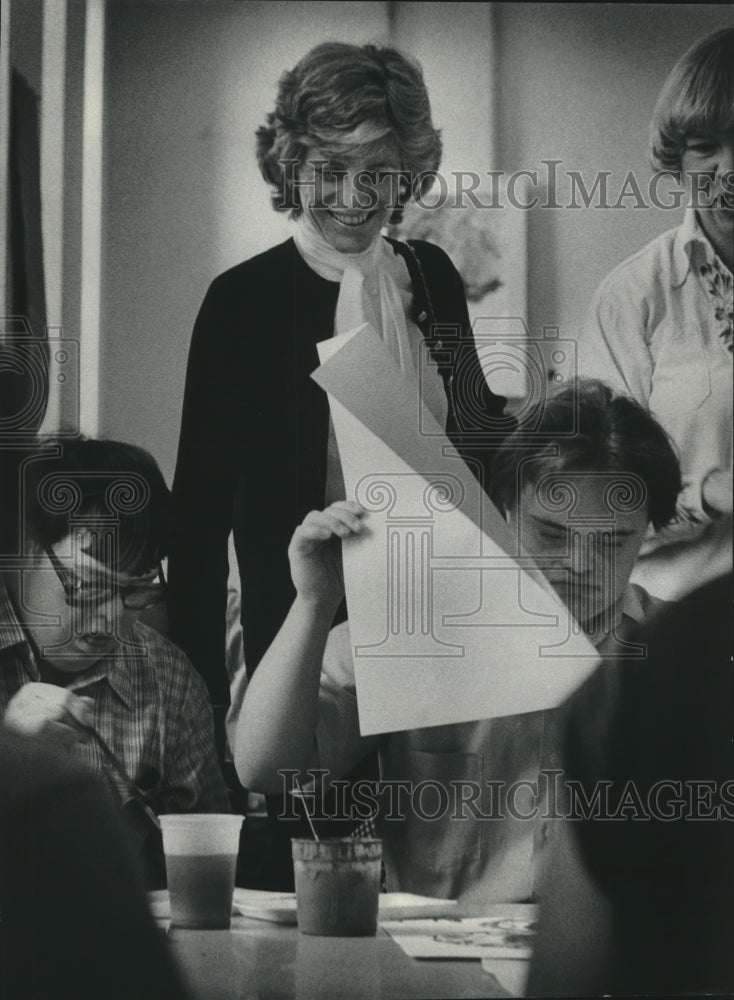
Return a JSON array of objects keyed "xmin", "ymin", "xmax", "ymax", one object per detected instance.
[{"xmin": 233, "ymin": 595, "xmax": 335, "ymax": 793}]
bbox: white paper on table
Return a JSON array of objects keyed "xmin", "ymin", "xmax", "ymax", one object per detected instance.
[
  {"xmin": 314, "ymin": 326, "xmax": 600, "ymax": 736},
  {"xmin": 380, "ymin": 914, "xmax": 538, "ymax": 961}
]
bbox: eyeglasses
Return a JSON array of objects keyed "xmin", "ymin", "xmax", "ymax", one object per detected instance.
[{"xmin": 44, "ymin": 545, "xmax": 167, "ymax": 610}]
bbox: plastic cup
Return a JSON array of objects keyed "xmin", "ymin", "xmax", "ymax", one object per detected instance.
[
  {"xmin": 291, "ymin": 838, "xmax": 382, "ymax": 937},
  {"xmin": 160, "ymin": 814, "xmax": 243, "ymax": 929}
]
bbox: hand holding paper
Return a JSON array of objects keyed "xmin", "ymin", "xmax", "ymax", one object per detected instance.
[
  {"xmin": 288, "ymin": 502, "xmax": 366, "ymax": 611},
  {"xmin": 313, "ymin": 325, "xmax": 600, "ymax": 736}
]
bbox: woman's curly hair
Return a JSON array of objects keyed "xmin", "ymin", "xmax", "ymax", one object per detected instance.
[{"xmin": 256, "ymin": 42, "xmax": 442, "ymax": 222}]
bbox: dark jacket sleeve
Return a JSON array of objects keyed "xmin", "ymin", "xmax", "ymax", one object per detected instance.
[{"xmin": 168, "ymin": 273, "xmax": 244, "ymax": 705}]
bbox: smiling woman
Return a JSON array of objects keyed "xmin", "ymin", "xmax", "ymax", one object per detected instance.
[
  {"xmin": 294, "ymin": 137, "xmax": 403, "ymax": 254},
  {"xmin": 168, "ymin": 40, "xmax": 515, "ymax": 706},
  {"xmin": 167, "ymin": 40, "xmax": 515, "ymax": 888}
]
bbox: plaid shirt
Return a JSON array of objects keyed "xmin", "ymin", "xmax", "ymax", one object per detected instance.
[{"xmin": 0, "ymin": 583, "xmax": 228, "ymax": 815}]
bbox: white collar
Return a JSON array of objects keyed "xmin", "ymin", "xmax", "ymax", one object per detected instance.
[{"xmin": 671, "ymin": 205, "xmax": 724, "ymax": 288}]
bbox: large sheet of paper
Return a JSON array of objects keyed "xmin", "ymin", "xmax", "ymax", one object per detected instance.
[{"xmin": 314, "ymin": 326, "xmax": 599, "ymax": 736}]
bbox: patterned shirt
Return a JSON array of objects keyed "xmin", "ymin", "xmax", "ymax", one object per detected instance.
[
  {"xmin": 579, "ymin": 206, "xmax": 733, "ymax": 598},
  {"xmin": 0, "ymin": 582, "xmax": 228, "ymax": 816},
  {"xmin": 699, "ymin": 255, "xmax": 733, "ymax": 354}
]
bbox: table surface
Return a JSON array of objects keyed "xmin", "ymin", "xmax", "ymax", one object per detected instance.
[{"xmin": 161, "ymin": 903, "xmax": 534, "ymax": 1000}]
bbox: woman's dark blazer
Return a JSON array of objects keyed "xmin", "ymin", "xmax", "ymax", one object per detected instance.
[{"xmin": 169, "ymin": 236, "xmax": 513, "ymax": 704}]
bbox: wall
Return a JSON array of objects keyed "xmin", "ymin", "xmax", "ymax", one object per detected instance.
[
  {"xmin": 494, "ymin": 2, "xmax": 734, "ymax": 366},
  {"xmin": 2, "ymin": 0, "xmax": 92, "ymax": 435},
  {"xmin": 4, "ymin": 0, "xmax": 44, "ymax": 326},
  {"xmin": 101, "ymin": 1, "xmax": 390, "ymax": 483},
  {"xmin": 7, "ymin": 0, "xmax": 43, "ymax": 93},
  {"xmin": 392, "ymin": 1, "xmax": 496, "ymax": 176}
]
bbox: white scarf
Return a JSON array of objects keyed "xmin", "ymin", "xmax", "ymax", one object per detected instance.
[{"xmin": 293, "ymin": 216, "xmax": 417, "ymax": 377}]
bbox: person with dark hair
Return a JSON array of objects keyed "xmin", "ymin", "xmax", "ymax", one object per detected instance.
[
  {"xmin": 168, "ymin": 40, "xmax": 513, "ymax": 886},
  {"xmin": 489, "ymin": 380, "xmax": 681, "ymax": 530},
  {"xmin": 489, "ymin": 380, "xmax": 682, "ymax": 640},
  {"xmin": 0, "ymin": 727, "xmax": 191, "ymax": 1000},
  {"xmin": 233, "ymin": 379, "xmax": 682, "ymax": 902},
  {"xmin": 0, "ymin": 437, "xmax": 228, "ymax": 884},
  {"xmin": 580, "ymin": 28, "xmax": 733, "ymax": 600},
  {"xmin": 22, "ymin": 438, "xmax": 173, "ymax": 576},
  {"xmin": 527, "ymin": 572, "xmax": 734, "ymax": 997}
]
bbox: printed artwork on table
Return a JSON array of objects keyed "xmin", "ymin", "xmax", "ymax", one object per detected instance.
[
  {"xmin": 381, "ymin": 913, "xmax": 539, "ymax": 960},
  {"xmin": 433, "ymin": 916, "xmax": 538, "ymax": 954}
]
